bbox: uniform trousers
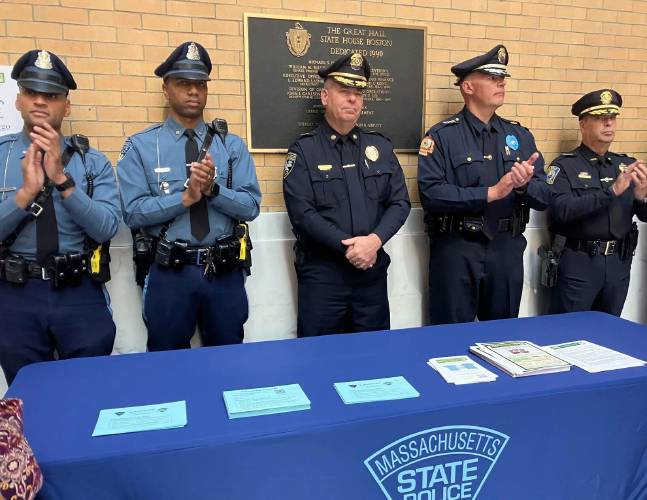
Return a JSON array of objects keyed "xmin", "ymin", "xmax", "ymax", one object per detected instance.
[
  {"xmin": 549, "ymin": 248, "xmax": 632, "ymax": 316},
  {"xmin": 143, "ymin": 264, "xmax": 248, "ymax": 351},
  {"xmin": 428, "ymin": 231, "xmax": 527, "ymax": 325},
  {"xmin": 0, "ymin": 277, "xmax": 115, "ymax": 385}
]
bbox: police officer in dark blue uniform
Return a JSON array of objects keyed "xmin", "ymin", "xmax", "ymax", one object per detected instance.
[
  {"xmin": 283, "ymin": 53, "xmax": 410, "ymax": 337},
  {"xmin": 0, "ymin": 50, "xmax": 121, "ymax": 385},
  {"xmin": 118, "ymin": 42, "xmax": 261, "ymax": 351},
  {"xmin": 547, "ymin": 90, "xmax": 647, "ymax": 315},
  {"xmin": 418, "ymin": 45, "xmax": 551, "ymax": 325}
]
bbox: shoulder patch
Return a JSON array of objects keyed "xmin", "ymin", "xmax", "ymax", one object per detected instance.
[
  {"xmin": 117, "ymin": 138, "xmax": 133, "ymax": 164},
  {"xmin": 283, "ymin": 152, "xmax": 297, "ymax": 179},
  {"xmin": 418, "ymin": 135, "xmax": 435, "ymax": 156},
  {"xmin": 546, "ymin": 165, "xmax": 560, "ymax": 185}
]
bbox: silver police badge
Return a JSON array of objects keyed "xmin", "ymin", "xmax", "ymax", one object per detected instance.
[
  {"xmin": 365, "ymin": 145, "xmax": 379, "ymax": 162},
  {"xmin": 284, "ymin": 152, "xmax": 297, "ymax": 179},
  {"xmin": 546, "ymin": 165, "xmax": 560, "ymax": 185},
  {"xmin": 35, "ymin": 50, "xmax": 53, "ymax": 70},
  {"xmin": 187, "ymin": 42, "xmax": 200, "ymax": 61}
]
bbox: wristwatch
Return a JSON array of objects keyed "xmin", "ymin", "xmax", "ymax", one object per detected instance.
[{"xmin": 54, "ymin": 172, "xmax": 76, "ymax": 192}]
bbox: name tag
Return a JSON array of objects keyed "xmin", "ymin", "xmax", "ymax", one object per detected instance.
[
  {"xmin": 154, "ymin": 167, "xmax": 171, "ymax": 173},
  {"xmin": 317, "ymin": 164, "xmax": 332, "ymax": 171}
]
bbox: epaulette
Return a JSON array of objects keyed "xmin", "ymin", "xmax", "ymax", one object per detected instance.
[
  {"xmin": 365, "ymin": 130, "xmax": 392, "ymax": 142},
  {"xmin": 130, "ymin": 123, "xmax": 163, "ymax": 138},
  {"xmin": 499, "ymin": 116, "xmax": 521, "ymax": 126},
  {"xmin": 609, "ymin": 151, "xmax": 629, "ymax": 157},
  {"xmin": 431, "ymin": 116, "xmax": 460, "ymax": 132},
  {"xmin": 0, "ymin": 133, "xmax": 19, "ymax": 145}
]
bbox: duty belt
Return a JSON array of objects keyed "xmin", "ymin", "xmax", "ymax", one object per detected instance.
[
  {"xmin": 565, "ymin": 237, "xmax": 624, "ymax": 256},
  {"xmin": 431, "ymin": 215, "xmax": 521, "ymax": 234}
]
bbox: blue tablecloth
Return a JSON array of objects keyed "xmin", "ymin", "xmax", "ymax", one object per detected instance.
[{"xmin": 8, "ymin": 312, "xmax": 647, "ymax": 500}]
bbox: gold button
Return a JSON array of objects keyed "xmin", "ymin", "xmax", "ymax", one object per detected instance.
[{"xmin": 331, "ymin": 135, "xmax": 336, "ymax": 140}]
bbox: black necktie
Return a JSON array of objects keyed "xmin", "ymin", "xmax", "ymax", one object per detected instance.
[
  {"xmin": 36, "ymin": 176, "xmax": 59, "ymax": 265},
  {"xmin": 185, "ymin": 129, "xmax": 210, "ymax": 241},
  {"xmin": 338, "ymin": 136, "xmax": 369, "ymax": 236}
]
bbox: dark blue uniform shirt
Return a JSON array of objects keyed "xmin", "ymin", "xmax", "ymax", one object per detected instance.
[
  {"xmin": 418, "ymin": 107, "xmax": 550, "ymax": 236},
  {"xmin": 549, "ymin": 144, "xmax": 647, "ymax": 239},
  {"xmin": 283, "ymin": 121, "xmax": 410, "ymax": 283}
]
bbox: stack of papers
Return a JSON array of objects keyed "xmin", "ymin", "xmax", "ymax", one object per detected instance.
[
  {"xmin": 222, "ymin": 383, "xmax": 311, "ymax": 419},
  {"xmin": 427, "ymin": 355, "xmax": 498, "ymax": 385},
  {"xmin": 469, "ymin": 340, "xmax": 571, "ymax": 377},
  {"xmin": 546, "ymin": 340, "xmax": 646, "ymax": 373},
  {"xmin": 92, "ymin": 400, "xmax": 187, "ymax": 437},
  {"xmin": 334, "ymin": 376, "xmax": 419, "ymax": 404}
]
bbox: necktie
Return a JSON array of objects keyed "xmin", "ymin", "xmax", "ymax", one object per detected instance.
[
  {"xmin": 185, "ymin": 129, "xmax": 210, "ymax": 241},
  {"xmin": 338, "ymin": 136, "xmax": 369, "ymax": 236},
  {"xmin": 482, "ymin": 128, "xmax": 499, "ymax": 239},
  {"xmin": 36, "ymin": 173, "xmax": 59, "ymax": 265}
]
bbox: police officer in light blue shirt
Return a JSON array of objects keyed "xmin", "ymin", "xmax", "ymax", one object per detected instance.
[
  {"xmin": 117, "ymin": 41, "xmax": 261, "ymax": 351},
  {"xmin": 0, "ymin": 50, "xmax": 121, "ymax": 385}
]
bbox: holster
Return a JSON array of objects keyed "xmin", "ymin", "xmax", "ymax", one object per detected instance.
[
  {"xmin": 511, "ymin": 205, "xmax": 530, "ymax": 238},
  {"xmin": 155, "ymin": 239, "xmax": 188, "ymax": 269},
  {"xmin": 538, "ymin": 234, "xmax": 566, "ymax": 288},
  {"xmin": 132, "ymin": 230, "xmax": 156, "ymax": 287}
]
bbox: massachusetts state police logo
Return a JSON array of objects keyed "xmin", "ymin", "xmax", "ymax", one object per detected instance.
[{"xmin": 364, "ymin": 425, "xmax": 509, "ymax": 500}]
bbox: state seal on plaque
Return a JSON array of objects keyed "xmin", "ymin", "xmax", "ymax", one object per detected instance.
[{"xmin": 286, "ymin": 22, "xmax": 311, "ymax": 57}]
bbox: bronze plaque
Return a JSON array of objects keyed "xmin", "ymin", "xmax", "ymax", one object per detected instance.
[{"xmin": 244, "ymin": 14, "xmax": 426, "ymax": 152}]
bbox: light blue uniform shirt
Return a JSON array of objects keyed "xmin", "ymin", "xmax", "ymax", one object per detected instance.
[
  {"xmin": 0, "ymin": 131, "xmax": 121, "ymax": 260},
  {"xmin": 117, "ymin": 117, "xmax": 261, "ymax": 244}
]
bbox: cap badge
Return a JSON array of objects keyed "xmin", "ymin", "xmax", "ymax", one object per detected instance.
[
  {"xmin": 187, "ymin": 42, "xmax": 200, "ymax": 61},
  {"xmin": 497, "ymin": 47, "xmax": 507, "ymax": 64},
  {"xmin": 350, "ymin": 53, "xmax": 363, "ymax": 70},
  {"xmin": 365, "ymin": 145, "xmax": 379, "ymax": 162},
  {"xmin": 35, "ymin": 50, "xmax": 53, "ymax": 70},
  {"xmin": 600, "ymin": 90, "xmax": 612, "ymax": 105}
]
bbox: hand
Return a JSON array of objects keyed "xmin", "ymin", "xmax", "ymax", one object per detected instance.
[
  {"xmin": 30, "ymin": 123, "xmax": 66, "ymax": 185},
  {"xmin": 510, "ymin": 152, "xmax": 539, "ymax": 188},
  {"xmin": 630, "ymin": 160, "xmax": 647, "ymax": 200},
  {"xmin": 341, "ymin": 233, "xmax": 382, "ymax": 270},
  {"xmin": 14, "ymin": 144, "xmax": 45, "ymax": 209},
  {"xmin": 199, "ymin": 153, "xmax": 217, "ymax": 196},
  {"xmin": 611, "ymin": 168, "xmax": 633, "ymax": 197},
  {"xmin": 487, "ymin": 172, "xmax": 514, "ymax": 202},
  {"xmin": 182, "ymin": 172, "xmax": 203, "ymax": 207}
]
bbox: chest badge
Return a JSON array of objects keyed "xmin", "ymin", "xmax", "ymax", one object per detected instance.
[
  {"xmin": 578, "ymin": 172, "xmax": 592, "ymax": 180},
  {"xmin": 619, "ymin": 163, "xmax": 627, "ymax": 173},
  {"xmin": 505, "ymin": 135, "xmax": 519, "ymax": 151},
  {"xmin": 160, "ymin": 181, "xmax": 170, "ymax": 194},
  {"xmin": 365, "ymin": 145, "xmax": 379, "ymax": 162}
]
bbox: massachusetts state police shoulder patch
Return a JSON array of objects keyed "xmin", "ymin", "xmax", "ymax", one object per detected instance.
[
  {"xmin": 284, "ymin": 152, "xmax": 297, "ymax": 179},
  {"xmin": 117, "ymin": 138, "xmax": 132, "ymax": 164},
  {"xmin": 545, "ymin": 165, "xmax": 560, "ymax": 185}
]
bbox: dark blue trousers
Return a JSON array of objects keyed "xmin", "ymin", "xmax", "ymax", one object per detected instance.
[
  {"xmin": 0, "ymin": 277, "xmax": 115, "ymax": 385},
  {"xmin": 297, "ymin": 278, "xmax": 390, "ymax": 337},
  {"xmin": 143, "ymin": 264, "xmax": 248, "ymax": 351},
  {"xmin": 428, "ymin": 232, "xmax": 527, "ymax": 325},
  {"xmin": 549, "ymin": 248, "xmax": 632, "ymax": 316}
]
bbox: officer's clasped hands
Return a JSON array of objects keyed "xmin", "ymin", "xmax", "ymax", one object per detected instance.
[{"xmin": 342, "ymin": 233, "xmax": 382, "ymax": 270}]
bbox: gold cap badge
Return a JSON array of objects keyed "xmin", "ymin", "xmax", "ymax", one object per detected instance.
[
  {"xmin": 600, "ymin": 90, "xmax": 612, "ymax": 105},
  {"xmin": 35, "ymin": 50, "xmax": 53, "ymax": 70},
  {"xmin": 187, "ymin": 42, "xmax": 200, "ymax": 61},
  {"xmin": 350, "ymin": 53, "xmax": 363, "ymax": 70}
]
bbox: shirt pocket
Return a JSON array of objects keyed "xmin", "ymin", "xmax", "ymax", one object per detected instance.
[
  {"xmin": 311, "ymin": 168, "xmax": 346, "ymax": 207},
  {"xmin": 450, "ymin": 151, "xmax": 484, "ymax": 187},
  {"xmin": 364, "ymin": 162, "xmax": 393, "ymax": 200},
  {"xmin": 146, "ymin": 169, "xmax": 187, "ymax": 196}
]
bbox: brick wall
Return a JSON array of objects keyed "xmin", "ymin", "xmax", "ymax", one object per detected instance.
[{"xmin": 2, "ymin": 0, "xmax": 647, "ymax": 210}]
